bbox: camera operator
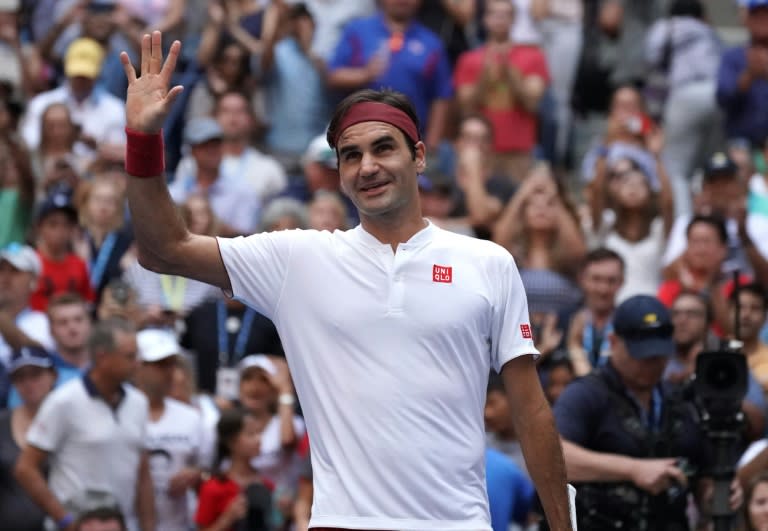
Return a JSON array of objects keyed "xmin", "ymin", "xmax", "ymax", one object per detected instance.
[{"xmin": 553, "ymin": 295, "xmax": 742, "ymax": 530}]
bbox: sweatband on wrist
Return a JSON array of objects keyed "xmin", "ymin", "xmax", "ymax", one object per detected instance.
[
  {"xmin": 125, "ymin": 127, "xmax": 165, "ymax": 178},
  {"xmin": 57, "ymin": 513, "xmax": 75, "ymax": 529}
]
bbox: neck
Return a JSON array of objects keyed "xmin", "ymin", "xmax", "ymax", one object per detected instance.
[
  {"xmin": 228, "ymin": 456, "xmax": 257, "ymax": 478},
  {"xmin": 526, "ymin": 231, "xmax": 556, "ymax": 269},
  {"xmin": 18, "ymin": 401, "xmax": 39, "ymax": 419},
  {"xmin": 360, "ymin": 209, "xmax": 427, "ymax": 252},
  {"xmin": 44, "ymin": 143, "xmax": 72, "ymax": 155},
  {"xmin": 222, "ymin": 139, "xmax": 247, "ymax": 156},
  {"xmin": 88, "ymin": 225, "xmax": 112, "ymax": 244},
  {"xmin": 489, "ymin": 34, "xmax": 510, "ymax": 45},
  {"xmin": 197, "ymin": 169, "xmax": 218, "ymax": 187},
  {"xmin": 615, "ymin": 210, "xmax": 649, "ymax": 241},
  {"xmin": 629, "ymin": 388, "xmax": 653, "ymax": 408},
  {"xmin": 147, "ymin": 393, "xmax": 165, "ymax": 414},
  {"xmin": 384, "ymin": 14, "xmax": 410, "ymax": 33},
  {"xmin": 6, "ymin": 301, "xmax": 26, "ymax": 319},
  {"xmin": 58, "ymin": 346, "xmax": 89, "ymax": 368},
  {"xmin": 89, "ymin": 368, "xmax": 122, "ymax": 405},
  {"xmin": 745, "ymin": 336, "xmax": 760, "ymax": 354},
  {"xmin": 37, "ymin": 241, "xmax": 68, "ymax": 261},
  {"xmin": 590, "ymin": 306, "xmax": 613, "ymax": 325}
]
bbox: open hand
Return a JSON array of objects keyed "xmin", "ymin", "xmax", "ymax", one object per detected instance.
[{"xmin": 120, "ymin": 31, "xmax": 184, "ymax": 134}]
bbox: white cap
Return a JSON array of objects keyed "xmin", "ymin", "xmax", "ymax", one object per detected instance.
[
  {"xmin": 137, "ymin": 329, "xmax": 181, "ymax": 362},
  {"xmin": 0, "ymin": 243, "xmax": 41, "ymax": 276},
  {"xmin": 237, "ymin": 354, "xmax": 277, "ymax": 376},
  {"xmin": 302, "ymin": 134, "xmax": 337, "ymax": 169}
]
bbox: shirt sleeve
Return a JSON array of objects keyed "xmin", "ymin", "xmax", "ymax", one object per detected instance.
[
  {"xmin": 327, "ymin": 23, "xmax": 359, "ymax": 72},
  {"xmin": 195, "ymin": 480, "xmax": 224, "ymax": 527},
  {"xmin": 428, "ymin": 46, "xmax": 454, "ymax": 100},
  {"xmin": 490, "ymin": 254, "xmax": 539, "ymax": 372},
  {"xmin": 552, "ymin": 379, "xmax": 598, "ymax": 445},
  {"xmin": 26, "ymin": 390, "xmax": 69, "ymax": 452},
  {"xmin": 452, "ymin": 51, "xmax": 477, "ymax": 88},
  {"xmin": 523, "ymin": 48, "xmax": 550, "ymax": 84},
  {"xmin": 216, "ymin": 230, "xmax": 300, "ymax": 318},
  {"xmin": 716, "ymin": 47, "xmax": 746, "ymax": 111}
]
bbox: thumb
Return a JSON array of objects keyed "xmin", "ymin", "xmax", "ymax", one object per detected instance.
[{"xmin": 162, "ymin": 85, "xmax": 184, "ymax": 110}]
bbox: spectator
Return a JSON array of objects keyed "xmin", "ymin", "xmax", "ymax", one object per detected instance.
[
  {"xmin": 566, "ymin": 248, "xmax": 625, "ymax": 376},
  {"xmin": 485, "ymin": 446, "xmax": 535, "ymax": 531},
  {"xmin": 7, "ymin": 293, "xmax": 93, "ymax": 407},
  {"xmin": 454, "ymin": 0, "xmax": 549, "ymax": 181},
  {"xmin": 732, "ymin": 283, "xmax": 768, "ymax": 395},
  {"xmin": 179, "ymin": 193, "xmax": 221, "ymax": 237},
  {"xmin": 416, "ymin": 0, "xmax": 477, "ymax": 65},
  {"xmin": 716, "ymin": 0, "xmax": 768, "ymax": 150},
  {"xmin": 646, "ymin": 0, "xmax": 723, "ymax": 217},
  {"xmin": 213, "ymin": 91, "xmax": 287, "ymax": 205},
  {"xmin": 327, "ymin": 0, "xmax": 453, "ymax": 149},
  {"xmin": 291, "ymin": 453, "xmax": 312, "ymax": 531},
  {"xmin": 741, "ymin": 472, "xmax": 768, "ymax": 531},
  {"xmin": 15, "ymin": 318, "xmax": 155, "ymax": 531},
  {"xmin": 118, "ymin": 0, "xmax": 186, "ymax": 36},
  {"xmin": 262, "ymin": 3, "xmax": 329, "ymax": 162},
  {"xmin": 417, "ymin": 169, "xmax": 474, "ymax": 236},
  {"xmin": 20, "ymin": 38, "xmax": 126, "ymax": 163},
  {"xmin": 259, "ymin": 197, "xmax": 308, "ymax": 232},
  {"xmin": 485, "ymin": 371, "xmax": 528, "ymax": 477},
  {"xmin": 538, "ymin": 353, "xmax": 575, "ymax": 405},
  {"xmin": 587, "ymin": 149, "xmax": 674, "ymax": 301},
  {"xmin": 96, "ymin": 278, "xmax": 142, "ymax": 326},
  {"xmin": 73, "ymin": 175, "xmax": 134, "ymax": 300},
  {"xmin": 29, "ymin": 185, "xmax": 95, "ymax": 311},
  {"xmin": 0, "ymin": 138, "xmax": 35, "ymax": 248},
  {"xmin": 301, "ymin": 0, "xmax": 376, "ymax": 61},
  {"xmin": 307, "ymin": 190, "xmax": 348, "ymax": 232},
  {"xmin": 0, "ymin": 346, "xmax": 56, "ymax": 531},
  {"xmin": 195, "ymin": 407, "xmax": 273, "ymax": 531},
  {"xmin": 0, "ymin": 244, "xmax": 55, "ymax": 366},
  {"xmin": 169, "ymin": 116, "xmax": 261, "ymax": 236},
  {"xmin": 74, "ymin": 506, "xmax": 128, "ymax": 531},
  {"xmin": 135, "ymin": 328, "xmax": 207, "ymax": 531},
  {"xmin": 32, "ymin": 103, "xmax": 83, "ymax": 188}
]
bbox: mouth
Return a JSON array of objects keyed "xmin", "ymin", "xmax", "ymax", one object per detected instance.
[{"xmin": 359, "ymin": 181, "xmax": 390, "ymax": 195}]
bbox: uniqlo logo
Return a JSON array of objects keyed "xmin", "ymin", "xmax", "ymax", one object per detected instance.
[
  {"xmin": 520, "ymin": 324, "xmax": 532, "ymax": 339},
  {"xmin": 433, "ymin": 264, "xmax": 452, "ymax": 283}
]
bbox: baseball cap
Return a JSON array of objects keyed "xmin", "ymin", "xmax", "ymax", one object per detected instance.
[
  {"xmin": 703, "ymin": 152, "xmax": 738, "ymax": 179},
  {"xmin": 302, "ymin": 134, "xmax": 337, "ymax": 169},
  {"xmin": 9, "ymin": 346, "xmax": 54, "ymax": 374},
  {"xmin": 613, "ymin": 295, "xmax": 674, "ymax": 359},
  {"xmin": 741, "ymin": 0, "xmax": 768, "ymax": 11},
  {"xmin": 237, "ymin": 354, "xmax": 277, "ymax": 376},
  {"xmin": 35, "ymin": 185, "xmax": 78, "ymax": 224},
  {"xmin": 0, "ymin": 243, "xmax": 41, "ymax": 276},
  {"xmin": 184, "ymin": 117, "xmax": 223, "ymax": 146},
  {"xmin": 64, "ymin": 38, "xmax": 105, "ymax": 79},
  {"xmin": 137, "ymin": 329, "xmax": 181, "ymax": 362},
  {"xmin": 418, "ymin": 169, "xmax": 455, "ymax": 196}
]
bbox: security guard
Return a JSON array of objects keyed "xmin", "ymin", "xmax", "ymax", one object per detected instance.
[{"xmin": 553, "ymin": 295, "xmax": 707, "ymax": 531}]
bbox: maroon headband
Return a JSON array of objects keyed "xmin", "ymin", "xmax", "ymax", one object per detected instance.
[{"xmin": 333, "ymin": 101, "xmax": 420, "ymax": 146}]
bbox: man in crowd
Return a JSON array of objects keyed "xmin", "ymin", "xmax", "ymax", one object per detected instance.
[
  {"xmin": 566, "ymin": 248, "xmax": 625, "ymax": 376},
  {"xmin": 75, "ymin": 506, "xmax": 128, "ymax": 531},
  {"xmin": 454, "ymin": 0, "xmax": 549, "ymax": 181},
  {"xmin": 136, "ymin": 328, "xmax": 207, "ymax": 531},
  {"xmin": 327, "ymin": 0, "xmax": 453, "ymax": 150},
  {"xmin": 731, "ymin": 283, "xmax": 768, "ymax": 395},
  {"xmin": 15, "ymin": 318, "xmax": 155, "ymax": 531}
]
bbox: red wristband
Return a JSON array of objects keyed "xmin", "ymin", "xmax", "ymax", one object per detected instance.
[{"xmin": 125, "ymin": 128, "xmax": 165, "ymax": 178}]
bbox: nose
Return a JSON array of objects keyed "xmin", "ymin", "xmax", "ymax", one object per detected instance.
[{"xmin": 359, "ymin": 151, "xmax": 379, "ymax": 177}]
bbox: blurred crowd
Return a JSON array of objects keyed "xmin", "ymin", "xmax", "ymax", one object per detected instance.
[{"xmin": 2, "ymin": 0, "xmax": 768, "ymax": 529}]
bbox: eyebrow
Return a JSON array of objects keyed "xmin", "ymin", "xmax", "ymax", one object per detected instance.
[{"xmin": 338, "ymin": 135, "xmax": 397, "ymax": 157}]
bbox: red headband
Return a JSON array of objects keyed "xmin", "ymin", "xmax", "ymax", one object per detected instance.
[{"xmin": 333, "ymin": 101, "xmax": 420, "ymax": 147}]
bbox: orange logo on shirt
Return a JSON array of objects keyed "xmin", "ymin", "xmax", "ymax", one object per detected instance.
[{"xmin": 433, "ymin": 265, "xmax": 452, "ymax": 283}]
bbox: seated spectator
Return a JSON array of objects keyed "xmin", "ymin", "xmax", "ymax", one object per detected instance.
[
  {"xmin": 30, "ymin": 185, "xmax": 95, "ymax": 311},
  {"xmin": 259, "ymin": 198, "xmax": 308, "ymax": 232},
  {"xmin": 0, "ymin": 244, "xmax": 55, "ymax": 366},
  {"xmin": 485, "ymin": 371, "xmax": 528, "ymax": 478},
  {"xmin": 326, "ymin": 0, "xmax": 453, "ymax": 149},
  {"xmin": 0, "ymin": 138, "xmax": 35, "ymax": 248},
  {"xmin": 454, "ymin": 0, "xmax": 549, "ymax": 181},
  {"xmin": 214, "ymin": 91, "xmax": 287, "ymax": 204},
  {"xmin": 180, "ymin": 193, "xmax": 220, "ymax": 236},
  {"xmin": 0, "ymin": 346, "xmax": 56, "ymax": 531},
  {"xmin": 716, "ymin": 0, "xmax": 768, "ymax": 150},
  {"xmin": 307, "ymin": 190, "xmax": 349, "ymax": 232},
  {"xmin": 537, "ymin": 353, "xmax": 575, "ymax": 405},
  {"xmin": 74, "ymin": 506, "xmax": 128, "ymax": 531},
  {"xmin": 170, "ymin": 117, "xmax": 261, "ymax": 236},
  {"xmin": 663, "ymin": 152, "xmax": 768, "ymax": 286},
  {"xmin": 418, "ymin": 169, "xmax": 474, "ymax": 237},
  {"xmin": 73, "ymin": 175, "xmax": 134, "ymax": 301},
  {"xmin": 587, "ymin": 149, "xmax": 674, "ymax": 301},
  {"xmin": 195, "ymin": 407, "xmax": 273, "ymax": 531},
  {"xmin": 732, "ymin": 283, "xmax": 768, "ymax": 396},
  {"xmin": 20, "ymin": 38, "xmax": 126, "ymax": 165},
  {"xmin": 262, "ymin": 3, "xmax": 329, "ymax": 161},
  {"xmin": 566, "ymin": 248, "xmax": 625, "ymax": 376}
]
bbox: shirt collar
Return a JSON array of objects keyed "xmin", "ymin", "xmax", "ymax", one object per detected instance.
[
  {"xmin": 353, "ymin": 218, "xmax": 436, "ymax": 250},
  {"xmin": 82, "ymin": 370, "xmax": 126, "ymax": 405}
]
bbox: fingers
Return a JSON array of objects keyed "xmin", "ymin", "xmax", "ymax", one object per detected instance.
[
  {"xmin": 120, "ymin": 51, "xmax": 136, "ymax": 83},
  {"xmin": 163, "ymin": 85, "xmax": 185, "ymax": 110},
  {"xmin": 150, "ymin": 31, "xmax": 163, "ymax": 74},
  {"xmin": 160, "ymin": 40, "xmax": 182, "ymax": 85},
  {"xmin": 666, "ymin": 464, "xmax": 688, "ymax": 488},
  {"xmin": 141, "ymin": 33, "xmax": 150, "ymax": 75}
]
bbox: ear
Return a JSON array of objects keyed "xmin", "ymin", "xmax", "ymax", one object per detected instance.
[{"xmin": 415, "ymin": 141, "xmax": 427, "ymax": 172}]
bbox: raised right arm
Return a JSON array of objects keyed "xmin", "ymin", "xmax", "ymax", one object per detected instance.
[{"xmin": 121, "ymin": 32, "xmax": 231, "ymax": 292}]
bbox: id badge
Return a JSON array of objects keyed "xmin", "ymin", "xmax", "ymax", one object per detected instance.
[{"xmin": 216, "ymin": 368, "xmax": 239, "ymax": 400}]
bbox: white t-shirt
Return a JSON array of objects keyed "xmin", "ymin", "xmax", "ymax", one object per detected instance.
[
  {"xmin": 217, "ymin": 222, "xmax": 538, "ymax": 531},
  {"xmin": 0, "ymin": 308, "xmax": 55, "ymax": 366},
  {"xmin": 146, "ymin": 398, "xmax": 204, "ymax": 531},
  {"xmin": 220, "ymin": 148, "xmax": 288, "ymax": 203},
  {"xmin": 26, "ymin": 377, "xmax": 148, "ymax": 528},
  {"xmin": 251, "ymin": 414, "xmax": 306, "ymax": 487}
]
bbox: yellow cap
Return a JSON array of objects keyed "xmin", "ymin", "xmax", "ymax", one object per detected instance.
[{"xmin": 64, "ymin": 38, "xmax": 105, "ymax": 79}]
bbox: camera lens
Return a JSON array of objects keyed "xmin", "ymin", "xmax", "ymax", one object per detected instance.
[{"xmin": 705, "ymin": 358, "xmax": 738, "ymax": 390}]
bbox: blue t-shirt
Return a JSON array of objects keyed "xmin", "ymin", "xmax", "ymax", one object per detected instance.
[
  {"xmin": 485, "ymin": 448, "xmax": 534, "ymax": 531},
  {"xmin": 717, "ymin": 46, "xmax": 768, "ymax": 146},
  {"xmin": 7, "ymin": 353, "xmax": 85, "ymax": 408},
  {"xmin": 328, "ymin": 13, "xmax": 453, "ymax": 129}
]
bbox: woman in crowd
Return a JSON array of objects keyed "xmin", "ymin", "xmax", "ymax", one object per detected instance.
[
  {"xmin": 73, "ymin": 175, "xmax": 134, "ymax": 301},
  {"xmin": 307, "ymin": 190, "xmax": 348, "ymax": 232},
  {"xmin": 0, "ymin": 347, "xmax": 57, "ymax": 531},
  {"xmin": 742, "ymin": 472, "xmax": 768, "ymax": 531},
  {"xmin": 196, "ymin": 407, "xmax": 273, "ymax": 531},
  {"xmin": 32, "ymin": 103, "xmax": 80, "ymax": 182},
  {"xmin": 0, "ymin": 138, "xmax": 35, "ymax": 248}
]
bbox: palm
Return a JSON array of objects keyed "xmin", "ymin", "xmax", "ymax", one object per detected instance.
[{"xmin": 121, "ymin": 32, "xmax": 183, "ymax": 133}]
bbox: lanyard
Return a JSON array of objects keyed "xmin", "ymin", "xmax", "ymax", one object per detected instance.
[
  {"xmin": 159, "ymin": 275, "xmax": 187, "ymax": 312},
  {"xmin": 217, "ymin": 300, "xmax": 257, "ymax": 367},
  {"xmin": 633, "ymin": 387, "xmax": 663, "ymax": 433},
  {"xmin": 89, "ymin": 231, "xmax": 118, "ymax": 289}
]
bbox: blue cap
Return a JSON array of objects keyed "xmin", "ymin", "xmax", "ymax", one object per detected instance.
[
  {"xmin": 613, "ymin": 295, "xmax": 674, "ymax": 359},
  {"xmin": 741, "ymin": 0, "xmax": 768, "ymax": 10},
  {"xmin": 184, "ymin": 117, "xmax": 223, "ymax": 146},
  {"xmin": 36, "ymin": 184, "xmax": 77, "ymax": 223},
  {"xmin": 9, "ymin": 346, "xmax": 54, "ymax": 374},
  {"xmin": 704, "ymin": 152, "xmax": 738, "ymax": 178}
]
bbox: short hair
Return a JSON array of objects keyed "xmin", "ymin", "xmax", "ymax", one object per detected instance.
[
  {"xmin": 75, "ymin": 506, "xmax": 127, "ymax": 531},
  {"xmin": 457, "ymin": 112, "xmax": 495, "ymax": 142},
  {"xmin": 88, "ymin": 317, "xmax": 135, "ymax": 360},
  {"xmin": 259, "ymin": 197, "xmax": 308, "ymax": 232},
  {"xmin": 686, "ymin": 214, "xmax": 728, "ymax": 245},
  {"xmin": 669, "ymin": 0, "xmax": 704, "ymax": 18},
  {"xmin": 730, "ymin": 282, "xmax": 768, "ymax": 311},
  {"xmin": 326, "ymin": 88, "xmax": 421, "ymax": 159},
  {"xmin": 672, "ymin": 290, "xmax": 713, "ymax": 324},
  {"xmin": 581, "ymin": 247, "xmax": 625, "ymax": 273},
  {"xmin": 213, "ymin": 89, "xmax": 252, "ymax": 116},
  {"xmin": 47, "ymin": 293, "xmax": 89, "ymax": 315}
]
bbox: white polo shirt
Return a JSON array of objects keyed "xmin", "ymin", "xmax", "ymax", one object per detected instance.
[
  {"xmin": 26, "ymin": 375, "xmax": 148, "ymax": 529},
  {"xmin": 218, "ymin": 222, "xmax": 538, "ymax": 531}
]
